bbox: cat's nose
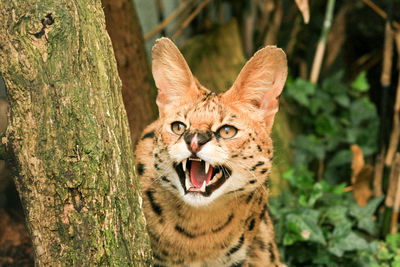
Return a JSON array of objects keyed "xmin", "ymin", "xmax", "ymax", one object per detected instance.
[{"xmin": 184, "ymin": 132, "xmax": 212, "ymax": 154}]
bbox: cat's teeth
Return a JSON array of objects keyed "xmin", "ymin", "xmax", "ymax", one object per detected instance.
[
  {"xmin": 182, "ymin": 159, "xmax": 187, "ymax": 172},
  {"xmin": 210, "ymin": 172, "xmax": 222, "ymax": 183},
  {"xmin": 205, "ymin": 162, "xmax": 210, "ymax": 174},
  {"xmin": 200, "ymin": 180, "xmax": 206, "ymax": 192},
  {"xmin": 185, "ymin": 176, "xmax": 191, "ymax": 191}
]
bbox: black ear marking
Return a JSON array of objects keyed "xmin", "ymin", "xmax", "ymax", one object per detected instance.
[
  {"xmin": 141, "ymin": 130, "xmax": 155, "ymax": 140},
  {"xmin": 137, "ymin": 163, "xmax": 145, "ymax": 175}
]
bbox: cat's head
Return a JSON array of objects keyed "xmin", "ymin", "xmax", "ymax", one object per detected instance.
[{"xmin": 152, "ymin": 38, "xmax": 287, "ymax": 207}]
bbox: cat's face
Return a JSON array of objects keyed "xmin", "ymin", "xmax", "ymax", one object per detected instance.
[
  {"xmin": 151, "ymin": 38, "xmax": 287, "ymax": 207},
  {"xmin": 156, "ymin": 93, "xmax": 273, "ymax": 206}
]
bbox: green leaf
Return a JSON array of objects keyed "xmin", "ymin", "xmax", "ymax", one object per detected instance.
[
  {"xmin": 326, "ymin": 205, "xmax": 351, "ymax": 229},
  {"xmin": 358, "ymin": 216, "xmax": 377, "ymax": 235},
  {"xmin": 315, "ymin": 114, "xmax": 338, "ymax": 135},
  {"xmin": 286, "ymin": 78, "xmax": 316, "ymax": 107},
  {"xmin": 327, "ymin": 150, "xmax": 352, "ymax": 167},
  {"xmin": 331, "ymin": 183, "xmax": 346, "ymax": 195},
  {"xmin": 349, "ymin": 196, "xmax": 384, "ymax": 234},
  {"xmin": 312, "ymin": 249, "xmax": 335, "ymax": 265},
  {"xmin": 350, "ymin": 97, "xmax": 378, "ymax": 125},
  {"xmin": 283, "ymin": 165, "xmax": 314, "ymax": 189},
  {"xmin": 292, "ymin": 135, "xmax": 326, "ymax": 162},
  {"xmin": 283, "ymin": 220, "xmax": 302, "ymax": 245},
  {"xmin": 351, "ymin": 71, "xmax": 370, "ymax": 92},
  {"xmin": 334, "ymin": 93, "xmax": 350, "ymax": 107},
  {"xmin": 314, "ymin": 90, "xmax": 336, "ymax": 114},
  {"xmin": 306, "ymin": 181, "xmax": 331, "ymax": 206},
  {"xmin": 350, "ymin": 196, "xmax": 384, "ymax": 218},
  {"xmin": 321, "ymin": 71, "xmax": 346, "ymax": 94},
  {"xmin": 393, "ymin": 255, "xmax": 400, "ymax": 267},
  {"xmin": 363, "ymin": 196, "xmax": 384, "ymax": 216},
  {"xmin": 328, "ymin": 231, "xmax": 369, "ymax": 257},
  {"xmin": 285, "ymin": 211, "xmax": 326, "ymax": 245},
  {"xmin": 386, "ymin": 233, "xmax": 400, "ymax": 252},
  {"xmin": 357, "ymin": 241, "xmax": 381, "ymax": 266},
  {"xmin": 378, "ymin": 243, "xmax": 393, "ymax": 261}
]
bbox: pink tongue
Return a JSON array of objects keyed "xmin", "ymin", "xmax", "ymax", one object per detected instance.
[{"xmin": 190, "ymin": 161, "xmax": 213, "ymax": 188}]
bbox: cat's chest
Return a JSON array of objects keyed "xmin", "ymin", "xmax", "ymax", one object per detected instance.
[{"xmin": 143, "ymin": 184, "xmax": 264, "ymax": 263}]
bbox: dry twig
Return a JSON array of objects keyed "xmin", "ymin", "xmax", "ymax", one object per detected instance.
[
  {"xmin": 390, "ymin": 154, "xmax": 400, "ymax": 234},
  {"xmin": 385, "ymin": 31, "xmax": 400, "ymax": 166},
  {"xmin": 324, "ymin": 4, "xmax": 351, "ymax": 74},
  {"xmin": 310, "ymin": 0, "xmax": 335, "ymax": 83},
  {"xmin": 362, "ymin": 0, "xmax": 400, "ymax": 31},
  {"xmin": 172, "ymin": 0, "xmax": 212, "ymax": 40},
  {"xmin": 256, "ymin": 0, "xmax": 275, "ymax": 37},
  {"xmin": 373, "ymin": 151, "xmax": 384, "ymax": 197},
  {"xmin": 294, "ymin": 0, "xmax": 310, "ymax": 24},
  {"xmin": 286, "ymin": 16, "xmax": 301, "ymax": 56},
  {"xmin": 144, "ymin": 0, "xmax": 195, "ymax": 41},
  {"xmin": 381, "ymin": 22, "xmax": 394, "ymax": 87},
  {"xmin": 264, "ymin": 0, "xmax": 283, "ymax": 45},
  {"xmin": 385, "ymin": 153, "xmax": 400, "ymax": 208}
]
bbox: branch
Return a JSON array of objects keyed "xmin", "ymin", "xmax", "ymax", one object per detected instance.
[
  {"xmin": 385, "ymin": 31, "xmax": 400, "ymax": 166},
  {"xmin": 144, "ymin": 0, "xmax": 195, "ymax": 41},
  {"xmin": 362, "ymin": 0, "xmax": 400, "ymax": 31},
  {"xmin": 172, "ymin": 0, "xmax": 212, "ymax": 40},
  {"xmin": 310, "ymin": 0, "xmax": 335, "ymax": 83}
]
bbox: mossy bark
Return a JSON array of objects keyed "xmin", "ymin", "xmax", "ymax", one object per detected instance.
[
  {"xmin": 0, "ymin": 0, "xmax": 152, "ymax": 266},
  {"xmin": 102, "ymin": 0, "xmax": 157, "ymax": 146}
]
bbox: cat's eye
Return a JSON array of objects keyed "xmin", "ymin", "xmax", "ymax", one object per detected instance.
[
  {"xmin": 171, "ymin": 121, "xmax": 186, "ymax": 135},
  {"xmin": 218, "ymin": 125, "xmax": 238, "ymax": 139}
]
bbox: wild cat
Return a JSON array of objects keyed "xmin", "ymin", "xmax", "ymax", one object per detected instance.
[{"xmin": 135, "ymin": 37, "xmax": 287, "ymax": 267}]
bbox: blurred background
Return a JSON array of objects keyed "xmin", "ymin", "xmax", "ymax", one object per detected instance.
[{"xmin": 1, "ymin": 0, "xmax": 400, "ymax": 265}]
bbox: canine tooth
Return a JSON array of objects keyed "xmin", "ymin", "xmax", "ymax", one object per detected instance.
[
  {"xmin": 182, "ymin": 159, "xmax": 187, "ymax": 172},
  {"xmin": 214, "ymin": 172, "xmax": 223, "ymax": 180},
  {"xmin": 205, "ymin": 162, "xmax": 210, "ymax": 174},
  {"xmin": 185, "ymin": 176, "xmax": 191, "ymax": 190},
  {"xmin": 200, "ymin": 180, "xmax": 206, "ymax": 192}
]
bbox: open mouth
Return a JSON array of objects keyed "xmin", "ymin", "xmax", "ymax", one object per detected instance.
[{"xmin": 173, "ymin": 157, "xmax": 232, "ymax": 197}]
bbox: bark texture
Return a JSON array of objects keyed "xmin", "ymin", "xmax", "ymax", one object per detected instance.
[
  {"xmin": 102, "ymin": 0, "xmax": 157, "ymax": 145},
  {"xmin": 0, "ymin": 0, "xmax": 152, "ymax": 266}
]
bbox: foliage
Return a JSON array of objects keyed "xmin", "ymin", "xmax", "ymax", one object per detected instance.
[
  {"xmin": 270, "ymin": 166, "xmax": 391, "ymax": 266},
  {"xmin": 284, "ymin": 71, "xmax": 379, "ymax": 184},
  {"xmin": 270, "ymin": 72, "xmax": 387, "ymax": 265}
]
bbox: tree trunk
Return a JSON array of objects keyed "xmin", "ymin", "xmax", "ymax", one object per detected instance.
[
  {"xmin": 0, "ymin": 0, "xmax": 152, "ymax": 266},
  {"xmin": 102, "ymin": 0, "xmax": 157, "ymax": 145}
]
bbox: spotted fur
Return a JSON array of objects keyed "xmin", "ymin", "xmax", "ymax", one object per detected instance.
[{"xmin": 135, "ymin": 38, "xmax": 287, "ymax": 266}]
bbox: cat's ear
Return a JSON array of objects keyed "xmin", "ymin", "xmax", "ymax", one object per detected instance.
[
  {"xmin": 152, "ymin": 37, "xmax": 201, "ymax": 116},
  {"xmin": 223, "ymin": 46, "xmax": 287, "ymax": 131}
]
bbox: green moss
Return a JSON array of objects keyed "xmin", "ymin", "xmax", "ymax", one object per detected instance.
[{"xmin": 0, "ymin": 0, "xmax": 152, "ymax": 265}]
